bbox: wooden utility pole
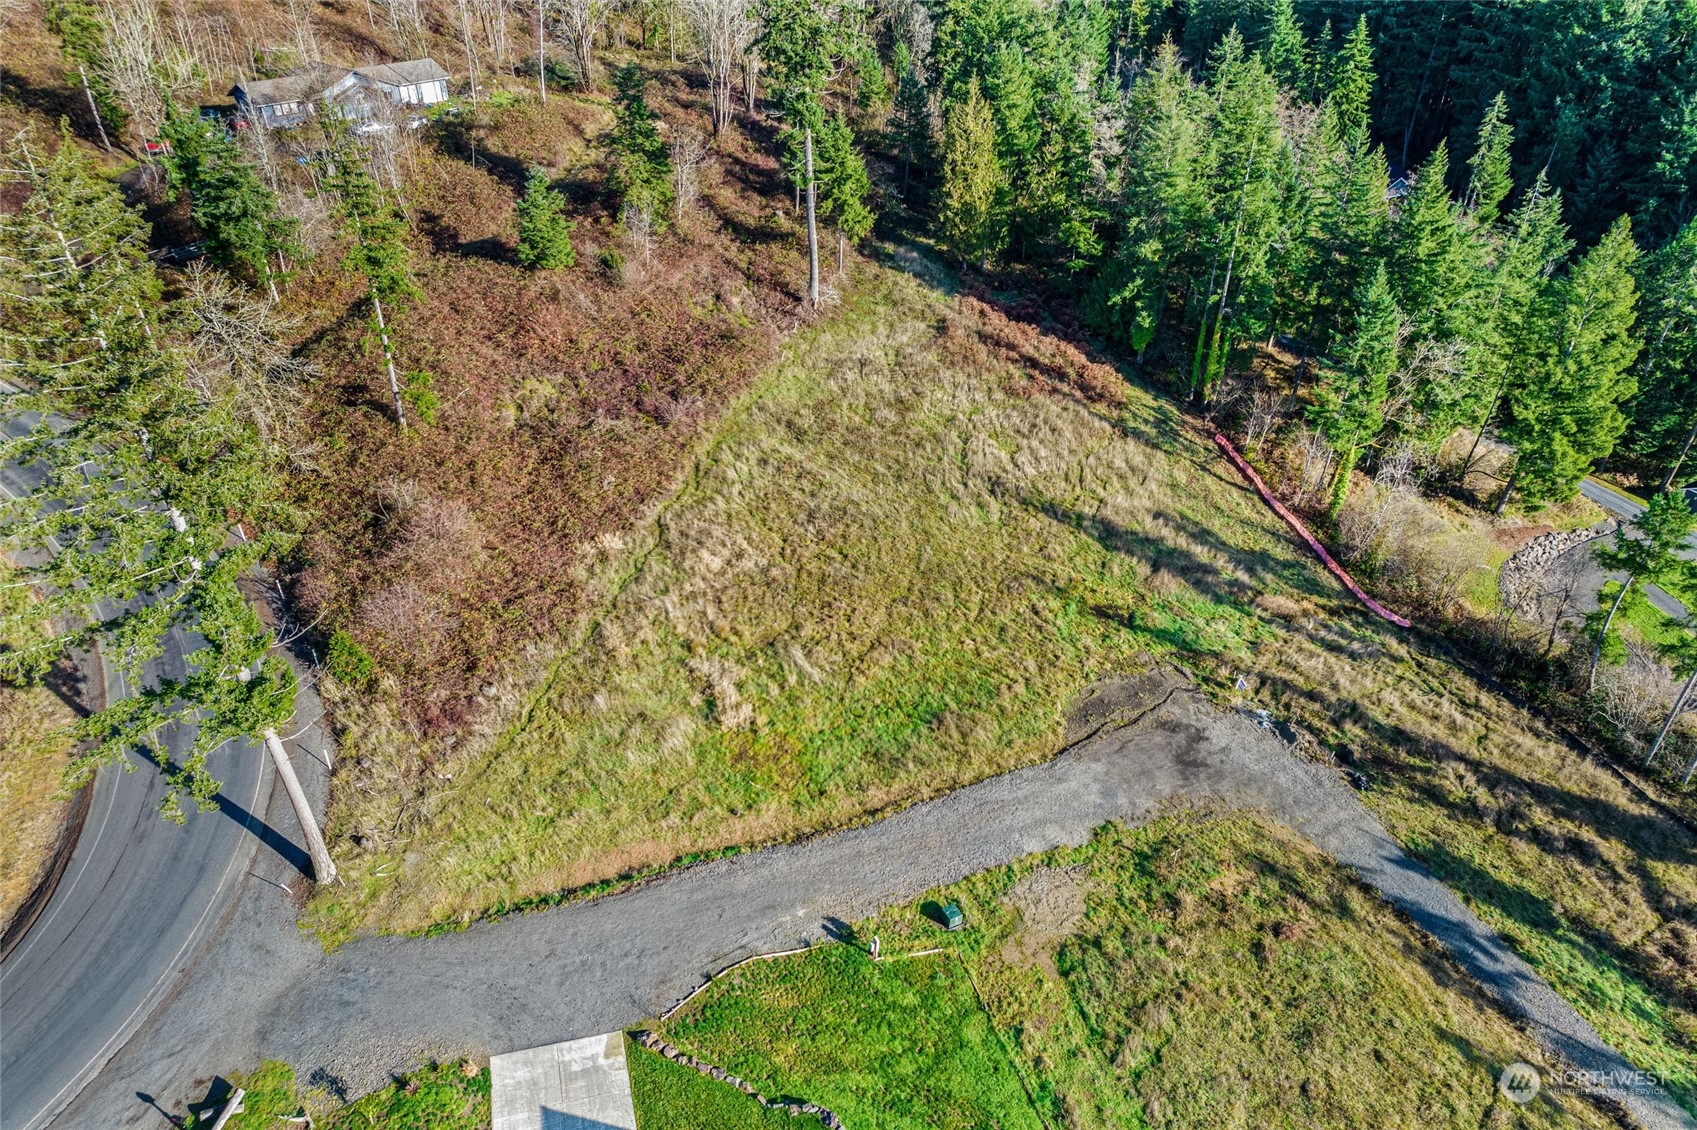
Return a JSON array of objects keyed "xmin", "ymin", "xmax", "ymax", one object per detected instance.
[
  {"xmin": 265, "ymin": 729, "xmax": 337, "ymax": 883},
  {"xmin": 805, "ymin": 126, "xmax": 819, "ymax": 310},
  {"xmin": 208, "ymin": 1089, "xmax": 247, "ymax": 1130},
  {"xmin": 77, "ymin": 67, "xmax": 113, "ymax": 154}
]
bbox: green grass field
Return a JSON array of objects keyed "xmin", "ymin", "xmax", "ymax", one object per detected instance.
[
  {"xmin": 655, "ymin": 942, "xmax": 1042, "ymax": 1128},
  {"xmin": 629, "ymin": 1044, "xmax": 826, "ymax": 1130},
  {"xmin": 646, "ymin": 812, "xmax": 1618, "ymax": 1129}
]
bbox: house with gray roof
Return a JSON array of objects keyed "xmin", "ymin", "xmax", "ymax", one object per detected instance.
[{"xmin": 231, "ymin": 58, "xmax": 450, "ymax": 129}]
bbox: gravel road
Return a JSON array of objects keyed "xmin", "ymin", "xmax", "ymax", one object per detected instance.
[{"xmin": 56, "ymin": 673, "xmax": 1694, "ymax": 1130}]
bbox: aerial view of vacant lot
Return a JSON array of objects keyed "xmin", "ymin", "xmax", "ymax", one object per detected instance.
[{"xmin": 2, "ymin": 0, "xmax": 1695, "ymax": 1127}]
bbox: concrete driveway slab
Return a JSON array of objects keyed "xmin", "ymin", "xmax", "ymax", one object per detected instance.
[{"xmin": 491, "ymin": 1033, "xmax": 636, "ymax": 1130}]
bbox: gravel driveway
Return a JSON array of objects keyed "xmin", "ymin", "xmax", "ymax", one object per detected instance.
[{"xmin": 56, "ymin": 672, "xmax": 1694, "ymax": 1130}]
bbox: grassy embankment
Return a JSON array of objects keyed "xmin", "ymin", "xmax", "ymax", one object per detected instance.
[
  {"xmin": 643, "ymin": 811, "xmax": 1617, "ymax": 1129},
  {"xmin": 629, "ymin": 1047, "xmax": 827, "ymax": 1130},
  {"xmin": 311, "ymin": 269, "xmax": 1301, "ymax": 936},
  {"xmin": 180, "ymin": 1060, "xmax": 488, "ymax": 1130},
  {"xmin": 0, "ymin": 560, "xmax": 76, "ymax": 934},
  {"xmin": 312, "ymin": 267, "xmax": 1696, "ymax": 1110}
]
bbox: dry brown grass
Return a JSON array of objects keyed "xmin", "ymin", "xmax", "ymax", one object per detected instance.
[
  {"xmin": 275, "ymin": 59, "xmax": 805, "ymax": 737},
  {"xmin": 0, "ymin": 560, "xmax": 75, "ymax": 934},
  {"xmin": 306, "ymin": 267, "xmax": 1331, "ymax": 940}
]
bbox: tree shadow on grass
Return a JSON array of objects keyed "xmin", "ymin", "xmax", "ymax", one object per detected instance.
[
  {"xmin": 1009, "ymin": 487, "xmax": 1333, "ymax": 609},
  {"xmin": 1, "ymin": 72, "xmax": 107, "ymax": 148}
]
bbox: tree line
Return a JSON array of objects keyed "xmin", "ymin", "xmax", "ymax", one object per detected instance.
[{"xmin": 879, "ymin": 0, "xmax": 1695, "ymax": 513}]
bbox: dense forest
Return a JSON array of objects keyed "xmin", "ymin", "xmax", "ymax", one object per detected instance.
[{"xmin": 877, "ymin": 0, "xmax": 1697, "ymax": 508}]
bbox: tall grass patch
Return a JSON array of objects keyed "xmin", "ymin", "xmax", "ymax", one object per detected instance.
[
  {"xmin": 314, "ymin": 272, "xmax": 1313, "ymax": 935},
  {"xmin": 645, "ymin": 813, "xmax": 1615, "ymax": 1129}
]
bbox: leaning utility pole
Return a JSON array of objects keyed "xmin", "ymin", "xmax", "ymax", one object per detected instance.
[
  {"xmin": 804, "ymin": 126, "xmax": 819, "ymax": 310},
  {"xmin": 370, "ymin": 289, "xmax": 407, "ymax": 429},
  {"xmin": 264, "ymin": 729, "xmax": 336, "ymax": 883}
]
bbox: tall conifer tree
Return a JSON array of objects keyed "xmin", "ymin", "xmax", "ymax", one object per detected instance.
[{"xmin": 938, "ymin": 78, "xmax": 1006, "ymax": 269}]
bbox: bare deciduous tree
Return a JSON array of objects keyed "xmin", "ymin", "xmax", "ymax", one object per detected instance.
[
  {"xmin": 1287, "ymin": 425, "xmax": 1335, "ymax": 507},
  {"xmin": 284, "ymin": 0, "xmax": 321, "ymax": 64},
  {"xmin": 181, "ymin": 263, "xmax": 319, "ymax": 468},
  {"xmin": 670, "ymin": 124, "xmax": 710, "ymax": 221},
  {"xmin": 1242, "ymin": 387, "xmax": 1287, "ymax": 457},
  {"xmin": 683, "ymin": 0, "xmax": 755, "ymax": 133},
  {"xmin": 623, "ymin": 201, "xmax": 656, "ymax": 262},
  {"xmin": 454, "ymin": 0, "xmax": 484, "ymax": 103},
  {"xmin": 1593, "ymin": 642, "xmax": 1676, "ymax": 747},
  {"xmin": 554, "ymin": 0, "xmax": 612, "ymax": 88},
  {"xmin": 97, "ymin": 0, "xmax": 199, "ymax": 146},
  {"xmin": 387, "ymin": 0, "xmax": 430, "ymax": 57}
]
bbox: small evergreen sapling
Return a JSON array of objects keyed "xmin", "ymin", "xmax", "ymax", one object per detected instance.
[
  {"xmin": 516, "ymin": 166, "xmax": 577, "ymax": 269},
  {"xmin": 606, "ymin": 64, "xmax": 673, "ymax": 232}
]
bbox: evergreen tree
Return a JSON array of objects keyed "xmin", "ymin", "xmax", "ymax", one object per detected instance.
[
  {"xmin": 1084, "ymin": 39, "xmax": 1207, "ymax": 355},
  {"xmin": 1314, "ymin": 263, "xmax": 1401, "ymax": 514},
  {"xmin": 1012, "ymin": 77, "xmax": 1103, "ymax": 269},
  {"xmin": 1306, "ymin": 110, "xmax": 1392, "ymax": 346},
  {"xmin": 938, "ymin": 78, "xmax": 1006, "ymax": 269},
  {"xmin": 0, "ymin": 133, "xmax": 301, "ymax": 826},
  {"xmin": 44, "ymin": 0, "xmax": 123, "ymax": 145},
  {"xmin": 326, "ymin": 133, "xmax": 418, "ymax": 428},
  {"xmin": 1390, "ymin": 141, "xmax": 1470, "ymax": 341},
  {"xmin": 756, "ymin": 0, "xmax": 837, "ymax": 113},
  {"xmin": 1192, "ymin": 29, "xmax": 1283, "ymax": 400},
  {"xmin": 816, "ymin": 112, "xmax": 874, "ymax": 272},
  {"xmin": 1455, "ymin": 173, "xmax": 1573, "ymax": 484},
  {"xmin": 1465, "ymin": 91, "xmax": 1514, "ymax": 224},
  {"xmin": 853, "ymin": 43, "xmax": 887, "ymax": 110},
  {"xmin": 1263, "ymin": 0, "xmax": 1307, "ymax": 94},
  {"xmin": 516, "ymin": 166, "xmax": 578, "ymax": 269},
  {"xmin": 1500, "ymin": 215, "xmax": 1641, "ymax": 507},
  {"xmin": 606, "ymin": 64, "xmax": 674, "ymax": 227},
  {"xmin": 1326, "ymin": 14, "xmax": 1375, "ymax": 151},
  {"xmin": 756, "ymin": 0, "xmax": 838, "ymax": 203},
  {"xmin": 159, "ymin": 102, "xmax": 299, "ymax": 300},
  {"xmin": 890, "ymin": 49, "xmax": 933, "ymax": 195},
  {"xmin": 1587, "ymin": 490, "xmax": 1695, "ymax": 689},
  {"xmin": 1623, "ymin": 217, "xmax": 1697, "ymax": 485}
]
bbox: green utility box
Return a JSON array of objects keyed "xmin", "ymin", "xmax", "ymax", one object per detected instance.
[{"xmin": 941, "ymin": 903, "xmax": 964, "ymax": 931}]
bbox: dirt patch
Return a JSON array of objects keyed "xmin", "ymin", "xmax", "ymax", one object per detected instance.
[
  {"xmin": 1000, "ymin": 865, "xmax": 1089, "ymax": 978},
  {"xmin": 1492, "ymin": 523, "xmax": 1554, "ymax": 551},
  {"xmin": 1065, "ymin": 668, "xmax": 1188, "ymax": 745}
]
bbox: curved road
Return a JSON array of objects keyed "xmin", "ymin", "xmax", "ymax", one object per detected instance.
[
  {"xmin": 53, "ymin": 676, "xmax": 1697, "ymax": 1130},
  {"xmin": 1578, "ymin": 476, "xmax": 1691, "ymax": 619},
  {"xmin": 0, "ymin": 417, "xmax": 289, "ymax": 1130}
]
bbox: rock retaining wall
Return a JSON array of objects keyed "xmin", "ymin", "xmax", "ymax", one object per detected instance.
[
  {"xmin": 1498, "ymin": 522, "xmax": 1616, "ymax": 617},
  {"xmin": 630, "ymin": 1030, "xmax": 846, "ymax": 1128}
]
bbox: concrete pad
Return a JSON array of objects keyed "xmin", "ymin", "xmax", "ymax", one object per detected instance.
[{"xmin": 491, "ymin": 1032, "xmax": 637, "ymax": 1130}]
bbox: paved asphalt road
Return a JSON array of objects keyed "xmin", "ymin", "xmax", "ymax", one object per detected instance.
[
  {"xmin": 1578, "ymin": 476, "xmax": 1691, "ymax": 619},
  {"xmin": 0, "ymin": 411, "xmax": 315, "ymax": 1130},
  {"xmin": 54, "ymin": 676, "xmax": 1696, "ymax": 1130}
]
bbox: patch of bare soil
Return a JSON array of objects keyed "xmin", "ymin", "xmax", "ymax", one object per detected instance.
[
  {"xmin": 1000, "ymin": 865, "xmax": 1089, "ymax": 978},
  {"xmin": 1064, "ymin": 667, "xmax": 1187, "ymax": 745}
]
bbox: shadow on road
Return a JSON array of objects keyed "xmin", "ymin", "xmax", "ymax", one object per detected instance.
[{"xmin": 210, "ymin": 789, "xmax": 312, "ymax": 877}]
